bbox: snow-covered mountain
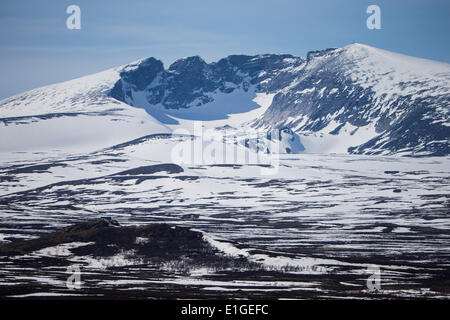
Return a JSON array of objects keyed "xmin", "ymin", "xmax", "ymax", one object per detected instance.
[{"xmin": 1, "ymin": 43, "xmax": 449, "ymax": 156}]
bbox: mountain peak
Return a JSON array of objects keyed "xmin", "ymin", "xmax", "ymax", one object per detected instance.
[{"xmin": 168, "ymin": 55, "xmax": 207, "ymax": 73}]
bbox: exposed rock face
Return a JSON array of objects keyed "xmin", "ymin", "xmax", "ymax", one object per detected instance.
[{"xmin": 110, "ymin": 54, "xmax": 303, "ymax": 110}]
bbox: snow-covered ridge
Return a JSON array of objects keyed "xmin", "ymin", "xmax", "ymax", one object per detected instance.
[
  {"xmin": 0, "ymin": 65, "xmax": 170, "ymax": 154},
  {"xmin": 0, "ymin": 68, "xmax": 122, "ymax": 117},
  {"xmin": 342, "ymin": 43, "xmax": 450, "ymax": 99}
]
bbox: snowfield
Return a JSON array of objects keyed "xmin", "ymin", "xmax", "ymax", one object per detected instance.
[{"xmin": 0, "ymin": 134, "xmax": 449, "ymax": 298}]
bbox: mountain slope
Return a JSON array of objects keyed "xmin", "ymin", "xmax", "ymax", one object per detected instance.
[
  {"xmin": 0, "ymin": 65, "xmax": 169, "ymax": 153},
  {"xmin": 256, "ymin": 44, "xmax": 450, "ymax": 156}
]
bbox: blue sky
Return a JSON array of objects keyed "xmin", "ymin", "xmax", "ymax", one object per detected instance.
[{"xmin": 0, "ymin": 0, "xmax": 449, "ymax": 99}]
